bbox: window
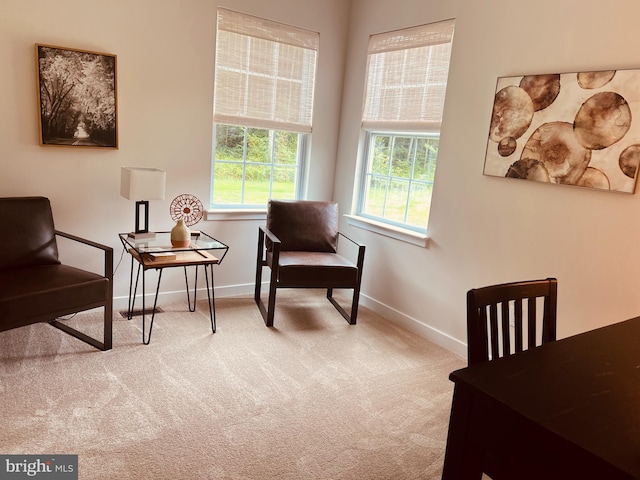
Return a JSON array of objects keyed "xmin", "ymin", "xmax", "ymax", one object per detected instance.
[
  {"xmin": 213, "ymin": 125, "xmax": 303, "ymax": 204},
  {"xmin": 361, "ymin": 132, "xmax": 438, "ymax": 228},
  {"xmin": 212, "ymin": 8, "xmax": 319, "ymax": 208},
  {"xmin": 357, "ymin": 19, "xmax": 455, "ymax": 233}
]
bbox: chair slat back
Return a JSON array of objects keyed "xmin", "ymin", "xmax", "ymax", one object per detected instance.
[{"xmin": 466, "ymin": 278, "xmax": 557, "ymax": 366}]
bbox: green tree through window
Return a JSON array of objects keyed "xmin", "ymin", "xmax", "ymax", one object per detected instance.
[{"xmin": 213, "ymin": 125, "xmax": 302, "ymax": 206}]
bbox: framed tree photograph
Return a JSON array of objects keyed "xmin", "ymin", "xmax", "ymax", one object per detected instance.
[{"xmin": 36, "ymin": 44, "xmax": 118, "ymax": 148}]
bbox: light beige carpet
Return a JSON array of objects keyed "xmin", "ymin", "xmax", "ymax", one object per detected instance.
[{"xmin": 0, "ymin": 290, "xmax": 465, "ymax": 479}]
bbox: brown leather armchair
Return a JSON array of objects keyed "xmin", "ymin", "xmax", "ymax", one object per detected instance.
[
  {"xmin": 254, "ymin": 200, "xmax": 365, "ymax": 327},
  {"xmin": 0, "ymin": 197, "xmax": 113, "ymax": 350}
]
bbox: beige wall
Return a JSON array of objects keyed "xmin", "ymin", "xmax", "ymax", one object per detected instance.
[
  {"xmin": 3, "ymin": 0, "xmax": 640, "ymax": 357},
  {"xmin": 339, "ymin": 0, "xmax": 640, "ymax": 355},
  {"xmin": 0, "ymin": 0, "xmax": 349, "ymax": 308}
]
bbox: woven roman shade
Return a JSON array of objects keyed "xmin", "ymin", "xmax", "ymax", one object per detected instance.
[
  {"xmin": 214, "ymin": 8, "xmax": 319, "ymax": 133},
  {"xmin": 362, "ymin": 19, "xmax": 455, "ymax": 133}
]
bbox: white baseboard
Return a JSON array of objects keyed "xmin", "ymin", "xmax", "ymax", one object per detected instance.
[
  {"xmin": 359, "ymin": 294, "xmax": 467, "ymax": 358},
  {"xmin": 114, "ymin": 284, "xmax": 467, "ymax": 359},
  {"xmin": 112, "ymin": 283, "xmax": 250, "ymax": 312}
]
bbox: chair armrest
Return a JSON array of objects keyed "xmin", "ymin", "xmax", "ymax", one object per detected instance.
[
  {"xmin": 55, "ymin": 230, "xmax": 114, "ymax": 281},
  {"xmin": 56, "ymin": 230, "xmax": 112, "ymax": 252},
  {"xmin": 338, "ymin": 231, "xmax": 364, "ymax": 248},
  {"xmin": 338, "ymin": 232, "xmax": 366, "ymax": 270},
  {"xmin": 258, "ymin": 225, "xmax": 282, "ymax": 264},
  {"xmin": 257, "ymin": 226, "xmax": 282, "ymax": 277},
  {"xmin": 259, "ymin": 225, "xmax": 282, "ymax": 248}
]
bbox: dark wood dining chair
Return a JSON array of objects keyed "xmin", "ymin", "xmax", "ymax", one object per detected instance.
[{"xmin": 466, "ymin": 278, "xmax": 557, "ymax": 366}]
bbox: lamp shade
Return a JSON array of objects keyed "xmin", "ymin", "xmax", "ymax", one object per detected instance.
[{"xmin": 120, "ymin": 167, "xmax": 166, "ymax": 201}]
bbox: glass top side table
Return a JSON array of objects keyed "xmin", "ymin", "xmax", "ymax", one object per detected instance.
[{"xmin": 118, "ymin": 231, "xmax": 229, "ymax": 344}]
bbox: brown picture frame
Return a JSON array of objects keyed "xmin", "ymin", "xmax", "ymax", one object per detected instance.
[{"xmin": 36, "ymin": 44, "xmax": 118, "ymax": 149}]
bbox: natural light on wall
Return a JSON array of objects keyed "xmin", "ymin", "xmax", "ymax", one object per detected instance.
[{"xmin": 357, "ymin": 18, "xmax": 455, "ymax": 236}]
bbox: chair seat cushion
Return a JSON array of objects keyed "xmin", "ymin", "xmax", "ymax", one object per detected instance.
[
  {"xmin": 270, "ymin": 251, "xmax": 358, "ymax": 285},
  {"xmin": 0, "ymin": 264, "xmax": 109, "ymax": 330}
]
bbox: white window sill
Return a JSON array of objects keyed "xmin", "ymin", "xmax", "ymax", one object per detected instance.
[
  {"xmin": 345, "ymin": 214, "xmax": 429, "ymax": 247},
  {"xmin": 205, "ymin": 209, "xmax": 266, "ymax": 221},
  {"xmin": 204, "ymin": 210, "xmax": 429, "ymax": 247}
]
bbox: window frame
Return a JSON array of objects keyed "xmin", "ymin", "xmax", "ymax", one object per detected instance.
[
  {"xmin": 357, "ymin": 130, "xmax": 439, "ymax": 234},
  {"xmin": 210, "ymin": 8, "xmax": 318, "ymax": 211},
  {"xmin": 353, "ymin": 19, "xmax": 455, "ymax": 240},
  {"xmin": 211, "ymin": 124, "xmax": 308, "ymax": 209}
]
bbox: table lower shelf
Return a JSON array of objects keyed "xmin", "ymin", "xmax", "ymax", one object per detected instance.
[{"xmin": 129, "ymin": 249, "xmax": 219, "ymax": 268}]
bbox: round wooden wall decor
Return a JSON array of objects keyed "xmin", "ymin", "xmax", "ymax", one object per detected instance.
[{"xmin": 169, "ymin": 194, "xmax": 204, "ymax": 227}]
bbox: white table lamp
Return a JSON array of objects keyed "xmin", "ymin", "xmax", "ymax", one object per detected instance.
[{"xmin": 120, "ymin": 167, "xmax": 166, "ymax": 238}]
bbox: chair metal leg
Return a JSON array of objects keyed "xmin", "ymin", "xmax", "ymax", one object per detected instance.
[
  {"xmin": 265, "ymin": 280, "xmax": 277, "ymax": 327},
  {"xmin": 350, "ymin": 284, "xmax": 361, "ymax": 324},
  {"xmin": 51, "ymin": 270, "xmax": 114, "ymax": 351},
  {"xmin": 254, "ymin": 261, "xmax": 266, "ymax": 320},
  {"xmin": 327, "ymin": 288, "xmax": 359, "ymax": 325},
  {"xmin": 102, "ymin": 303, "xmax": 113, "ymax": 350},
  {"xmin": 49, "ymin": 317, "xmax": 112, "ymax": 351},
  {"xmin": 50, "ymin": 293, "xmax": 113, "ymax": 350},
  {"xmin": 255, "ymin": 265, "xmax": 277, "ymax": 327},
  {"xmin": 254, "ymin": 253, "xmax": 276, "ymax": 327},
  {"xmin": 254, "ymin": 261, "xmax": 263, "ymax": 306},
  {"xmin": 254, "ymin": 229, "xmax": 269, "ymax": 325}
]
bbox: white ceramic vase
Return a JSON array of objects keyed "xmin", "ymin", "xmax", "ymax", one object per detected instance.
[{"xmin": 171, "ymin": 219, "xmax": 191, "ymax": 247}]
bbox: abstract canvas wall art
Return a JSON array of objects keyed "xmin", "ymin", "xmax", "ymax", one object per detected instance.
[{"xmin": 483, "ymin": 69, "xmax": 640, "ymax": 193}]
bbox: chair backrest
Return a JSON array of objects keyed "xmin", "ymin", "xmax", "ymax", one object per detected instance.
[
  {"xmin": 0, "ymin": 196, "xmax": 60, "ymax": 271},
  {"xmin": 466, "ymin": 278, "xmax": 557, "ymax": 366},
  {"xmin": 266, "ymin": 200, "xmax": 339, "ymax": 253}
]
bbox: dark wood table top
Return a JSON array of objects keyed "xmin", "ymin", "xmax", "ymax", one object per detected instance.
[{"xmin": 449, "ymin": 316, "xmax": 640, "ymax": 478}]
